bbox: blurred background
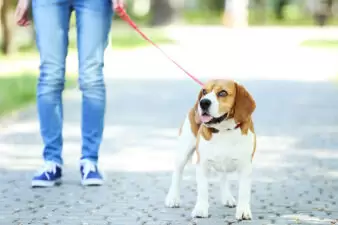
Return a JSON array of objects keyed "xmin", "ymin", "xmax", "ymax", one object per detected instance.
[{"xmin": 0, "ymin": 0, "xmax": 338, "ymax": 115}]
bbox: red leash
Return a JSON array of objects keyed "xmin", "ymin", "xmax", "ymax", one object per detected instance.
[{"xmin": 115, "ymin": 5, "xmax": 204, "ymax": 87}]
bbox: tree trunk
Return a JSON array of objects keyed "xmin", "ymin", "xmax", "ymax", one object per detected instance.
[
  {"xmin": 254, "ymin": 0, "xmax": 267, "ymax": 24},
  {"xmin": 224, "ymin": 0, "xmax": 249, "ymax": 27},
  {"xmin": 0, "ymin": 0, "xmax": 11, "ymax": 55},
  {"xmin": 150, "ymin": 0, "xmax": 182, "ymax": 26},
  {"xmin": 309, "ymin": 0, "xmax": 333, "ymax": 26},
  {"xmin": 275, "ymin": 0, "xmax": 289, "ymax": 20}
]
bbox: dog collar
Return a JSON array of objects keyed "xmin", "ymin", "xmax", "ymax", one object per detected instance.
[
  {"xmin": 209, "ymin": 127, "xmax": 219, "ymax": 133},
  {"xmin": 208, "ymin": 123, "xmax": 241, "ymax": 133},
  {"xmin": 231, "ymin": 123, "xmax": 241, "ymax": 130}
]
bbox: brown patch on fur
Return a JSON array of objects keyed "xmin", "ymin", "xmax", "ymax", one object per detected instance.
[
  {"xmin": 233, "ymin": 83, "xmax": 256, "ymax": 135},
  {"xmin": 187, "ymin": 89, "xmax": 203, "ymax": 137},
  {"xmin": 250, "ymin": 120, "xmax": 256, "ymax": 160},
  {"xmin": 201, "ymin": 125, "xmax": 213, "ymax": 141},
  {"xmin": 188, "ymin": 109, "xmax": 201, "ymax": 137},
  {"xmin": 201, "ymin": 80, "xmax": 236, "ymax": 117},
  {"xmin": 194, "ymin": 89, "xmax": 203, "ymax": 111},
  {"xmin": 252, "ymin": 132, "xmax": 257, "ymax": 160},
  {"xmin": 214, "ymin": 81, "xmax": 236, "ymax": 115},
  {"xmin": 194, "ymin": 109, "xmax": 201, "ymax": 124}
]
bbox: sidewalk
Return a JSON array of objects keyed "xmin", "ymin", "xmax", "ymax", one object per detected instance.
[
  {"xmin": 2, "ymin": 26, "xmax": 338, "ymax": 82},
  {"xmin": 1, "ymin": 27, "xmax": 338, "ymax": 225}
]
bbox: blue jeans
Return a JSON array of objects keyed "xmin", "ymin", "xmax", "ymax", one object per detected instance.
[{"xmin": 32, "ymin": 0, "xmax": 113, "ymax": 165}]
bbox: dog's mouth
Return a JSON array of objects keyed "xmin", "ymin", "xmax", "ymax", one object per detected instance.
[{"xmin": 200, "ymin": 112, "xmax": 228, "ymax": 124}]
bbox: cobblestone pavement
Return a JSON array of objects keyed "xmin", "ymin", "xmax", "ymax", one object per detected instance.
[{"xmin": 1, "ymin": 76, "xmax": 338, "ymax": 225}]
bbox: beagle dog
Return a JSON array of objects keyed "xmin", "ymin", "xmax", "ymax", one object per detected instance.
[{"xmin": 165, "ymin": 79, "xmax": 256, "ymax": 220}]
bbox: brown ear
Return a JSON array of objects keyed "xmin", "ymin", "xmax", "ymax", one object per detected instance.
[
  {"xmin": 194, "ymin": 89, "xmax": 203, "ymax": 110},
  {"xmin": 193, "ymin": 89, "xmax": 203, "ymax": 124},
  {"xmin": 233, "ymin": 83, "xmax": 256, "ymax": 123}
]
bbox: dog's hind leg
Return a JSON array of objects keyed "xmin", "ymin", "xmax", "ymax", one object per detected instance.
[{"xmin": 165, "ymin": 116, "xmax": 196, "ymax": 208}]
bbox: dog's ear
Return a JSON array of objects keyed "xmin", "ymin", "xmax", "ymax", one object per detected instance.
[
  {"xmin": 194, "ymin": 89, "xmax": 203, "ymax": 110},
  {"xmin": 193, "ymin": 89, "xmax": 203, "ymax": 124},
  {"xmin": 233, "ymin": 83, "xmax": 256, "ymax": 124},
  {"xmin": 187, "ymin": 89, "xmax": 203, "ymax": 137}
]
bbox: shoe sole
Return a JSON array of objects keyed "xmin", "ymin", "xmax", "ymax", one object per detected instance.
[
  {"xmin": 81, "ymin": 178, "xmax": 104, "ymax": 186},
  {"xmin": 31, "ymin": 178, "xmax": 62, "ymax": 188}
]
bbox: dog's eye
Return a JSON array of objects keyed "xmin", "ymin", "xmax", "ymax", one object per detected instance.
[
  {"xmin": 218, "ymin": 90, "xmax": 228, "ymax": 97},
  {"xmin": 202, "ymin": 89, "xmax": 207, "ymax": 95}
]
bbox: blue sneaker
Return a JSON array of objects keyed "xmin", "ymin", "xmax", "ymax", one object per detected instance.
[
  {"xmin": 31, "ymin": 162, "xmax": 62, "ymax": 187},
  {"xmin": 80, "ymin": 160, "xmax": 104, "ymax": 186}
]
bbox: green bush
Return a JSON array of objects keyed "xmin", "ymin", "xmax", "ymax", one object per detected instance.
[
  {"xmin": 0, "ymin": 72, "xmax": 76, "ymax": 117},
  {"xmin": 0, "ymin": 73, "xmax": 37, "ymax": 116},
  {"xmin": 110, "ymin": 29, "xmax": 174, "ymax": 49},
  {"xmin": 300, "ymin": 39, "xmax": 338, "ymax": 48},
  {"xmin": 183, "ymin": 4, "xmax": 338, "ymax": 26}
]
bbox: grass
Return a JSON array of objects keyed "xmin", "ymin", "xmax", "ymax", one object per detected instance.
[
  {"xmin": 67, "ymin": 27, "xmax": 175, "ymax": 49},
  {"xmin": 111, "ymin": 28, "xmax": 174, "ymax": 49},
  {"xmin": 0, "ymin": 27, "xmax": 172, "ymax": 116},
  {"xmin": 183, "ymin": 5, "xmax": 338, "ymax": 26},
  {"xmin": 0, "ymin": 27, "xmax": 174, "ymax": 59},
  {"xmin": 0, "ymin": 73, "xmax": 37, "ymax": 116},
  {"xmin": 0, "ymin": 49, "xmax": 38, "ymax": 60},
  {"xmin": 182, "ymin": 10, "xmax": 223, "ymax": 25},
  {"xmin": 0, "ymin": 71, "xmax": 76, "ymax": 117},
  {"xmin": 300, "ymin": 39, "xmax": 338, "ymax": 49}
]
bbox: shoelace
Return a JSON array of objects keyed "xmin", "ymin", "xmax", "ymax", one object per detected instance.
[
  {"xmin": 82, "ymin": 162, "xmax": 96, "ymax": 178},
  {"xmin": 36, "ymin": 162, "xmax": 57, "ymax": 179}
]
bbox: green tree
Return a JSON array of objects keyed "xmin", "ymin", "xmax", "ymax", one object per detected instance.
[
  {"xmin": 1, "ymin": 0, "xmax": 10, "ymax": 54},
  {"xmin": 313, "ymin": 0, "xmax": 333, "ymax": 26},
  {"xmin": 150, "ymin": 0, "xmax": 183, "ymax": 26},
  {"xmin": 254, "ymin": 0, "xmax": 267, "ymax": 23},
  {"xmin": 199, "ymin": 0, "xmax": 224, "ymax": 12},
  {"xmin": 274, "ymin": 0, "xmax": 289, "ymax": 20},
  {"xmin": 1, "ymin": 0, "xmax": 35, "ymax": 55}
]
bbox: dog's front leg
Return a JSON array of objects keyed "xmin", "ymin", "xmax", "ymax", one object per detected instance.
[
  {"xmin": 191, "ymin": 164, "xmax": 209, "ymax": 218},
  {"xmin": 165, "ymin": 133, "xmax": 195, "ymax": 208},
  {"xmin": 236, "ymin": 164, "xmax": 252, "ymax": 220},
  {"xmin": 220, "ymin": 173, "xmax": 236, "ymax": 208}
]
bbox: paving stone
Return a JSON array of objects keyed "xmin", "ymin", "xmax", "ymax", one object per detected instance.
[{"xmin": 1, "ymin": 74, "xmax": 338, "ymax": 225}]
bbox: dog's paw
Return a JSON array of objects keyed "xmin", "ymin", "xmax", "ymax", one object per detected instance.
[
  {"xmin": 235, "ymin": 204, "xmax": 252, "ymax": 220},
  {"xmin": 191, "ymin": 202, "xmax": 209, "ymax": 218},
  {"xmin": 221, "ymin": 194, "xmax": 236, "ymax": 208},
  {"xmin": 165, "ymin": 191, "xmax": 181, "ymax": 208}
]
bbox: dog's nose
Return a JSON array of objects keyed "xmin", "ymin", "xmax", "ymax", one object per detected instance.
[{"xmin": 200, "ymin": 99, "xmax": 211, "ymax": 110}]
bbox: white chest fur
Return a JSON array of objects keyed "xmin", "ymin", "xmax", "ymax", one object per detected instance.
[{"xmin": 198, "ymin": 127, "xmax": 254, "ymax": 174}]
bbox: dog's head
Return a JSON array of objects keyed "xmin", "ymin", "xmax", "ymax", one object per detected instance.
[{"xmin": 195, "ymin": 79, "xmax": 256, "ymax": 126}]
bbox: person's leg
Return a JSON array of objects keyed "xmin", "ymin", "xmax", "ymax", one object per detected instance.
[
  {"xmin": 31, "ymin": 0, "xmax": 71, "ymax": 187},
  {"xmin": 74, "ymin": 0, "xmax": 113, "ymax": 185}
]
